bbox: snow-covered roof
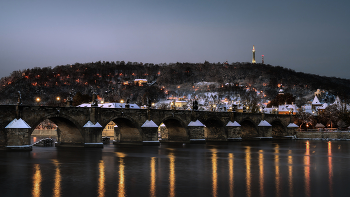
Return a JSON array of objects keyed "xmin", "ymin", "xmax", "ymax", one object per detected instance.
[
  {"xmin": 141, "ymin": 120, "xmax": 158, "ymax": 127},
  {"xmin": 287, "ymin": 123, "xmax": 299, "ymax": 128},
  {"xmin": 160, "ymin": 123, "xmax": 166, "ymax": 127},
  {"xmin": 312, "ymin": 96, "xmax": 322, "ymax": 105},
  {"xmin": 114, "ymin": 125, "xmax": 118, "ymax": 127},
  {"xmin": 278, "ymin": 104, "xmax": 297, "ymax": 112},
  {"xmin": 188, "ymin": 120, "xmax": 205, "ymax": 127},
  {"xmin": 226, "ymin": 121, "xmax": 241, "ymax": 127},
  {"xmin": 258, "ymin": 120, "xmax": 271, "ymax": 127},
  {"xmin": 5, "ymin": 118, "xmax": 31, "ymax": 129},
  {"xmin": 77, "ymin": 103, "xmax": 140, "ymax": 109},
  {"xmin": 318, "ymin": 103, "xmax": 328, "ymax": 110},
  {"xmin": 83, "ymin": 121, "xmax": 102, "ymax": 128}
]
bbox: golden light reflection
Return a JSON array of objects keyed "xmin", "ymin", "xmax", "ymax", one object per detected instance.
[
  {"xmin": 150, "ymin": 157, "xmax": 156, "ymax": 197},
  {"xmin": 328, "ymin": 141, "xmax": 333, "ymax": 197},
  {"xmin": 98, "ymin": 160, "xmax": 105, "ymax": 197},
  {"xmin": 228, "ymin": 153, "xmax": 234, "ymax": 197},
  {"xmin": 52, "ymin": 159, "xmax": 61, "ymax": 197},
  {"xmin": 169, "ymin": 153, "xmax": 176, "ymax": 197},
  {"xmin": 245, "ymin": 147, "xmax": 251, "ymax": 197},
  {"xmin": 116, "ymin": 152, "xmax": 126, "ymax": 197},
  {"xmin": 212, "ymin": 149, "xmax": 218, "ymax": 197},
  {"xmin": 288, "ymin": 150, "xmax": 293, "ymax": 196},
  {"xmin": 304, "ymin": 141, "xmax": 310, "ymax": 197},
  {"xmin": 32, "ymin": 164, "xmax": 42, "ymax": 197},
  {"xmin": 275, "ymin": 144, "xmax": 280, "ymax": 197},
  {"xmin": 258, "ymin": 150, "xmax": 264, "ymax": 197}
]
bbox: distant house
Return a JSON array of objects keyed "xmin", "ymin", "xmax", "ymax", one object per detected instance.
[
  {"xmin": 278, "ymin": 103, "xmax": 297, "ymax": 115},
  {"xmin": 134, "ymin": 79, "xmax": 147, "ymax": 86}
]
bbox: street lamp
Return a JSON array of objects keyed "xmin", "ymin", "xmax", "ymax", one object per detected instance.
[{"xmin": 120, "ymin": 99, "xmax": 124, "ymax": 103}]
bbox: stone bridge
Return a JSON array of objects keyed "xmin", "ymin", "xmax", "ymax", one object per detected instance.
[{"xmin": 0, "ymin": 105, "xmax": 298, "ymax": 150}]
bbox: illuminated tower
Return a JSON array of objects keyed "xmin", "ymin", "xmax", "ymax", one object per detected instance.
[{"xmin": 252, "ymin": 45, "xmax": 256, "ymax": 64}]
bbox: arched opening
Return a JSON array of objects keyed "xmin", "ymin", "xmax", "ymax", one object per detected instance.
[
  {"xmin": 203, "ymin": 118, "xmax": 226, "ymax": 141},
  {"xmin": 102, "ymin": 121, "xmax": 116, "ymax": 140},
  {"xmin": 31, "ymin": 119, "xmax": 58, "ymax": 144},
  {"xmin": 240, "ymin": 119, "xmax": 258, "ymax": 138},
  {"xmin": 31, "ymin": 117, "xmax": 84, "ymax": 145},
  {"xmin": 271, "ymin": 120, "xmax": 287, "ymax": 138},
  {"xmin": 112, "ymin": 118, "xmax": 141, "ymax": 142},
  {"xmin": 158, "ymin": 123, "xmax": 168, "ymax": 141},
  {"xmin": 162, "ymin": 119, "xmax": 188, "ymax": 141}
]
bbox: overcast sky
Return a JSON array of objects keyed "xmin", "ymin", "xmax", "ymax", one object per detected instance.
[{"xmin": 1, "ymin": 0, "xmax": 349, "ymax": 79}]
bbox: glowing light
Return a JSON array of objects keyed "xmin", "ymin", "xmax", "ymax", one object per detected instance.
[
  {"xmin": 98, "ymin": 160, "xmax": 105, "ymax": 197},
  {"xmin": 56, "ymin": 97, "xmax": 60, "ymax": 101},
  {"xmin": 150, "ymin": 157, "xmax": 156, "ymax": 197},
  {"xmin": 169, "ymin": 153, "xmax": 176, "ymax": 197},
  {"xmin": 259, "ymin": 150, "xmax": 264, "ymax": 197},
  {"xmin": 36, "ymin": 97, "xmax": 41, "ymax": 102},
  {"xmin": 52, "ymin": 159, "xmax": 61, "ymax": 197},
  {"xmin": 275, "ymin": 144, "xmax": 281, "ymax": 197},
  {"xmin": 120, "ymin": 100, "xmax": 124, "ymax": 103},
  {"xmin": 116, "ymin": 153, "xmax": 126, "ymax": 197},
  {"xmin": 212, "ymin": 149, "xmax": 218, "ymax": 197},
  {"xmin": 229, "ymin": 153, "xmax": 234, "ymax": 197},
  {"xmin": 246, "ymin": 147, "xmax": 251, "ymax": 197},
  {"xmin": 32, "ymin": 164, "xmax": 42, "ymax": 197}
]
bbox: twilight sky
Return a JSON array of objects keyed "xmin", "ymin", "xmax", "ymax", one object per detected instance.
[{"xmin": 1, "ymin": 0, "xmax": 349, "ymax": 79}]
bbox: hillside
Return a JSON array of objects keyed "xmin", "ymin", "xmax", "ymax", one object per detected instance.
[{"xmin": 0, "ymin": 61, "xmax": 349, "ymax": 106}]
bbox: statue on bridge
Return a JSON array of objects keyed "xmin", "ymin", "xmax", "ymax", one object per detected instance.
[{"xmin": 17, "ymin": 91, "xmax": 22, "ymax": 105}]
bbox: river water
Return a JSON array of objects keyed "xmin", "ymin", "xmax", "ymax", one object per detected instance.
[{"xmin": 0, "ymin": 140, "xmax": 350, "ymax": 197}]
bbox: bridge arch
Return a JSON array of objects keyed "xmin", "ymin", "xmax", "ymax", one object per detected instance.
[
  {"xmin": 30, "ymin": 114, "xmax": 84, "ymax": 144},
  {"xmin": 202, "ymin": 117, "xmax": 227, "ymax": 141},
  {"xmin": 108, "ymin": 115, "xmax": 142, "ymax": 142},
  {"xmin": 271, "ymin": 119, "xmax": 287, "ymax": 138},
  {"xmin": 160, "ymin": 116, "xmax": 188, "ymax": 141},
  {"xmin": 239, "ymin": 118, "xmax": 258, "ymax": 138}
]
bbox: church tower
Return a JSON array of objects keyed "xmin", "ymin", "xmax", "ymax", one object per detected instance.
[{"xmin": 252, "ymin": 45, "xmax": 256, "ymax": 64}]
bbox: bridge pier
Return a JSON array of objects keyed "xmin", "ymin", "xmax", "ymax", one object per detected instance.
[
  {"xmin": 287, "ymin": 123, "xmax": 299, "ymax": 137},
  {"xmin": 188, "ymin": 120, "xmax": 206, "ymax": 143},
  {"xmin": 5, "ymin": 118, "xmax": 32, "ymax": 151},
  {"xmin": 141, "ymin": 120, "xmax": 160, "ymax": 145},
  {"xmin": 83, "ymin": 121, "xmax": 103, "ymax": 148},
  {"xmin": 227, "ymin": 121, "xmax": 242, "ymax": 141},
  {"xmin": 257, "ymin": 120, "xmax": 272, "ymax": 139}
]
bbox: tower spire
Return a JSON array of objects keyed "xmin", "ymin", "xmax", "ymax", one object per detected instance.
[{"xmin": 252, "ymin": 45, "xmax": 256, "ymax": 64}]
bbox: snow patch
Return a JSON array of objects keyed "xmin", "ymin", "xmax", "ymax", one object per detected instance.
[
  {"xmin": 5, "ymin": 118, "xmax": 31, "ymax": 129},
  {"xmin": 226, "ymin": 121, "xmax": 241, "ymax": 127},
  {"xmin": 141, "ymin": 120, "xmax": 158, "ymax": 127},
  {"xmin": 188, "ymin": 120, "xmax": 205, "ymax": 127},
  {"xmin": 258, "ymin": 120, "xmax": 272, "ymax": 127}
]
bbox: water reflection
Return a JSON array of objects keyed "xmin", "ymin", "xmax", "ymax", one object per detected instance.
[
  {"xmin": 150, "ymin": 157, "xmax": 156, "ymax": 197},
  {"xmin": 288, "ymin": 150, "xmax": 293, "ymax": 197},
  {"xmin": 328, "ymin": 141, "xmax": 333, "ymax": 197},
  {"xmin": 304, "ymin": 141, "xmax": 310, "ymax": 197},
  {"xmin": 211, "ymin": 149, "xmax": 218, "ymax": 197},
  {"xmin": 116, "ymin": 152, "xmax": 126, "ymax": 197},
  {"xmin": 98, "ymin": 160, "xmax": 105, "ymax": 197},
  {"xmin": 258, "ymin": 150, "xmax": 264, "ymax": 197},
  {"xmin": 228, "ymin": 153, "xmax": 234, "ymax": 197},
  {"xmin": 169, "ymin": 152, "xmax": 176, "ymax": 197},
  {"xmin": 275, "ymin": 144, "xmax": 280, "ymax": 197},
  {"xmin": 245, "ymin": 147, "xmax": 251, "ymax": 197},
  {"xmin": 52, "ymin": 159, "xmax": 61, "ymax": 197},
  {"xmin": 32, "ymin": 164, "xmax": 42, "ymax": 197}
]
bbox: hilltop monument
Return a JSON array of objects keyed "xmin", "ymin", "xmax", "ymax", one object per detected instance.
[{"xmin": 252, "ymin": 45, "xmax": 256, "ymax": 64}]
